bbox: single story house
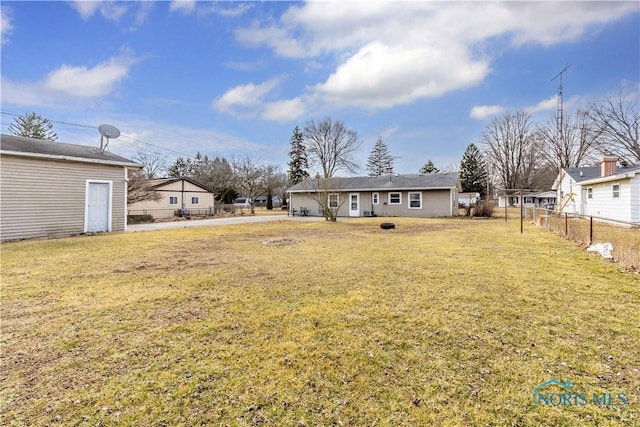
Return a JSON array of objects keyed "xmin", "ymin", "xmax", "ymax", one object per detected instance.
[
  {"xmin": 498, "ymin": 191, "xmax": 557, "ymax": 209},
  {"xmin": 127, "ymin": 177, "xmax": 216, "ymax": 219},
  {"xmin": 287, "ymin": 173, "xmax": 461, "ymax": 218},
  {"xmin": 1, "ymin": 134, "xmax": 141, "ymax": 241},
  {"xmin": 552, "ymin": 156, "xmax": 640, "ymax": 223}
]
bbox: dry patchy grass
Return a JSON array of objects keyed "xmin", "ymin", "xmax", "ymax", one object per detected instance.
[{"xmin": 1, "ymin": 217, "xmax": 639, "ymax": 426}]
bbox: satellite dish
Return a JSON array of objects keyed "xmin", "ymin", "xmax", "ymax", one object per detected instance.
[{"xmin": 98, "ymin": 124, "xmax": 120, "ymax": 150}]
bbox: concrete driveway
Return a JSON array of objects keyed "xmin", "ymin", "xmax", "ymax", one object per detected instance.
[{"xmin": 127, "ymin": 215, "xmax": 324, "ymax": 232}]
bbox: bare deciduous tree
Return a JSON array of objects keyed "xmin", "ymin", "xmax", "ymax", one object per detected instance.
[
  {"xmin": 232, "ymin": 157, "xmax": 279, "ymax": 215},
  {"xmin": 537, "ymin": 108, "xmax": 601, "ymax": 170},
  {"xmin": 589, "ymin": 89, "xmax": 640, "ymax": 164},
  {"xmin": 127, "ymin": 170, "xmax": 161, "ymax": 205},
  {"xmin": 303, "ymin": 117, "xmax": 361, "ymax": 178},
  {"xmin": 134, "ymin": 151, "xmax": 167, "ymax": 179},
  {"xmin": 300, "ymin": 176, "xmax": 345, "ymax": 221},
  {"xmin": 482, "ymin": 111, "xmax": 542, "ymax": 190}
]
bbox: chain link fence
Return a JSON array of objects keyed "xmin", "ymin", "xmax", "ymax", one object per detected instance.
[{"xmin": 525, "ymin": 207, "xmax": 640, "ymax": 271}]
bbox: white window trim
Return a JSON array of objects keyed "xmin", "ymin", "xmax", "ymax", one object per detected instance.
[
  {"xmin": 612, "ymin": 184, "xmax": 620, "ymax": 198},
  {"xmin": 328, "ymin": 193, "xmax": 339, "ymax": 209},
  {"xmin": 191, "ymin": 196, "xmax": 199, "ymax": 204},
  {"xmin": 372, "ymin": 192, "xmax": 379, "ymax": 205},
  {"xmin": 408, "ymin": 191, "xmax": 422, "ymax": 209},
  {"xmin": 169, "ymin": 196, "xmax": 178, "ymax": 205},
  {"xmin": 84, "ymin": 180, "xmax": 113, "ymax": 233},
  {"xmin": 587, "ymin": 188, "xmax": 593, "ymax": 199},
  {"xmin": 389, "ymin": 192, "xmax": 402, "ymax": 205}
]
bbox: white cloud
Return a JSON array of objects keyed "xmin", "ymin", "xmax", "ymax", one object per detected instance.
[
  {"xmin": 525, "ymin": 96, "xmax": 558, "ymax": 114},
  {"xmin": 316, "ymin": 41, "xmax": 489, "ymax": 109},
  {"xmin": 1, "ymin": 49, "xmax": 140, "ymax": 107},
  {"xmin": 1, "ymin": 7, "xmax": 13, "ymax": 45},
  {"xmin": 261, "ymin": 98, "xmax": 306, "ymax": 122},
  {"xmin": 212, "ymin": 3, "xmax": 253, "ymax": 17},
  {"xmin": 169, "ymin": 0, "xmax": 196, "ymax": 14},
  {"xmin": 470, "ymin": 105, "xmax": 506, "ymax": 120},
  {"xmin": 212, "ymin": 77, "xmax": 283, "ymax": 117},
  {"xmin": 69, "ymin": 1, "xmax": 128, "ymax": 21},
  {"xmin": 231, "ymin": 1, "xmax": 637, "ymax": 116}
]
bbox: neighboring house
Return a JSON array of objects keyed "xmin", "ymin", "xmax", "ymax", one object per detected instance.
[
  {"xmin": 458, "ymin": 192, "xmax": 481, "ymax": 207},
  {"xmin": 127, "ymin": 177, "xmax": 216, "ymax": 219},
  {"xmin": 498, "ymin": 191, "xmax": 557, "ymax": 209},
  {"xmin": 287, "ymin": 173, "xmax": 461, "ymax": 218},
  {"xmin": 552, "ymin": 156, "xmax": 640, "ymax": 223},
  {"xmin": 0, "ymin": 134, "xmax": 141, "ymax": 241},
  {"xmin": 254, "ymin": 195, "xmax": 283, "ymax": 207}
]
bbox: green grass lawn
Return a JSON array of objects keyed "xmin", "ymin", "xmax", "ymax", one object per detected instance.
[{"xmin": 1, "ymin": 217, "xmax": 638, "ymax": 426}]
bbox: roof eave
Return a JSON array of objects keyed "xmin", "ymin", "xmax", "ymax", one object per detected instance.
[{"xmin": 1, "ymin": 149, "xmax": 143, "ymax": 169}]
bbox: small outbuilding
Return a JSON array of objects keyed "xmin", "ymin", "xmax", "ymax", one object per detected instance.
[{"xmin": 0, "ymin": 134, "xmax": 141, "ymax": 241}]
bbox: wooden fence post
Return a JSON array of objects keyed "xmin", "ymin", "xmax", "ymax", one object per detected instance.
[{"xmin": 564, "ymin": 212, "xmax": 568, "ymax": 236}]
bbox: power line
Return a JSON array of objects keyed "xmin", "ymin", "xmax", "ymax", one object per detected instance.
[{"xmin": 1, "ymin": 110, "xmax": 193, "ymax": 158}]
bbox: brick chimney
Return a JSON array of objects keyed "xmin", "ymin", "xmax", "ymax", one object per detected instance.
[{"xmin": 600, "ymin": 156, "xmax": 618, "ymax": 177}]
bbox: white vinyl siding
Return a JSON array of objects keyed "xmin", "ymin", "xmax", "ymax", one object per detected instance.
[
  {"xmin": 584, "ymin": 180, "xmax": 633, "ymax": 222},
  {"xmin": 1, "ymin": 156, "xmax": 127, "ymax": 241}
]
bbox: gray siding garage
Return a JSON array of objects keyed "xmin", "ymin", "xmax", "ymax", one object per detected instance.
[{"xmin": 1, "ymin": 134, "xmax": 141, "ymax": 241}]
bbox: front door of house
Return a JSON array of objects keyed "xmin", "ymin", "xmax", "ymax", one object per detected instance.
[
  {"xmin": 349, "ymin": 193, "xmax": 359, "ymax": 217},
  {"xmin": 87, "ymin": 182, "xmax": 110, "ymax": 232}
]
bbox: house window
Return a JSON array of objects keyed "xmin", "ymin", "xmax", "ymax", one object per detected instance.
[
  {"xmin": 169, "ymin": 196, "xmax": 178, "ymax": 205},
  {"xmin": 191, "ymin": 196, "xmax": 199, "ymax": 204},
  {"xmin": 328, "ymin": 193, "xmax": 339, "ymax": 208},
  {"xmin": 587, "ymin": 188, "xmax": 592, "ymax": 199},
  {"xmin": 372, "ymin": 192, "xmax": 379, "ymax": 205},
  {"xmin": 612, "ymin": 184, "xmax": 620, "ymax": 198},
  {"xmin": 389, "ymin": 192, "xmax": 401, "ymax": 204},
  {"xmin": 525, "ymin": 197, "xmax": 533, "ymax": 204},
  {"xmin": 408, "ymin": 192, "xmax": 422, "ymax": 209}
]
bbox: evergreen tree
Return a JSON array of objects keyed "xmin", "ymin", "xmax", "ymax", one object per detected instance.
[
  {"xmin": 8, "ymin": 112, "xmax": 58, "ymax": 141},
  {"xmin": 366, "ymin": 137, "xmax": 395, "ymax": 176},
  {"xmin": 287, "ymin": 126, "xmax": 309, "ymax": 184},
  {"xmin": 419, "ymin": 160, "xmax": 440, "ymax": 174},
  {"xmin": 459, "ymin": 143, "xmax": 488, "ymax": 196}
]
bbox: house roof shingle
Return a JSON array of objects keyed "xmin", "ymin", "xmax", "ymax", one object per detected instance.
[
  {"xmin": 1, "ymin": 134, "xmax": 141, "ymax": 168},
  {"xmin": 288, "ymin": 173, "xmax": 460, "ymax": 192},
  {"xmin": 563, "ymin": 164, "xmax": 640, "ymax": 182}
]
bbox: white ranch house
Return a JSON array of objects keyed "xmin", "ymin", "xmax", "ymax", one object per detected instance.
[{"xmin": 552, "ymin": 156, "xmax": 640, "ymax": 223}]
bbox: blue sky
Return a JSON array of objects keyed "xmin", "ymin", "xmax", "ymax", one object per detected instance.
[{"xmin": 1, "ymin": 1, "xmax": 639, "ymax": 175}]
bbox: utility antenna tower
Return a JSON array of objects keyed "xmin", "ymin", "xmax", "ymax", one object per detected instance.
[{"xmin": 551, "ymin": 64, "xmax": 571, "ymax": 167}]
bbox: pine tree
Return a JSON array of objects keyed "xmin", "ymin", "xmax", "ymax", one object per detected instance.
[
  {"xmin": 419, "ymin": 160, "xmax": 440, "ymax": 174},
  {"xmin": 8, "ymin": 112, "xmax": 58, "ymax": 141},
  {"xmin": 366, "ymin": 137, "xmax": 395, "ymax": 176},
  {"xmin": 459, "ymin": 143, "xmax": 487, "ymax": 196},
  {"xmin": 287, "ymin": 126, "xmax": 309, "ymax": 184}
]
